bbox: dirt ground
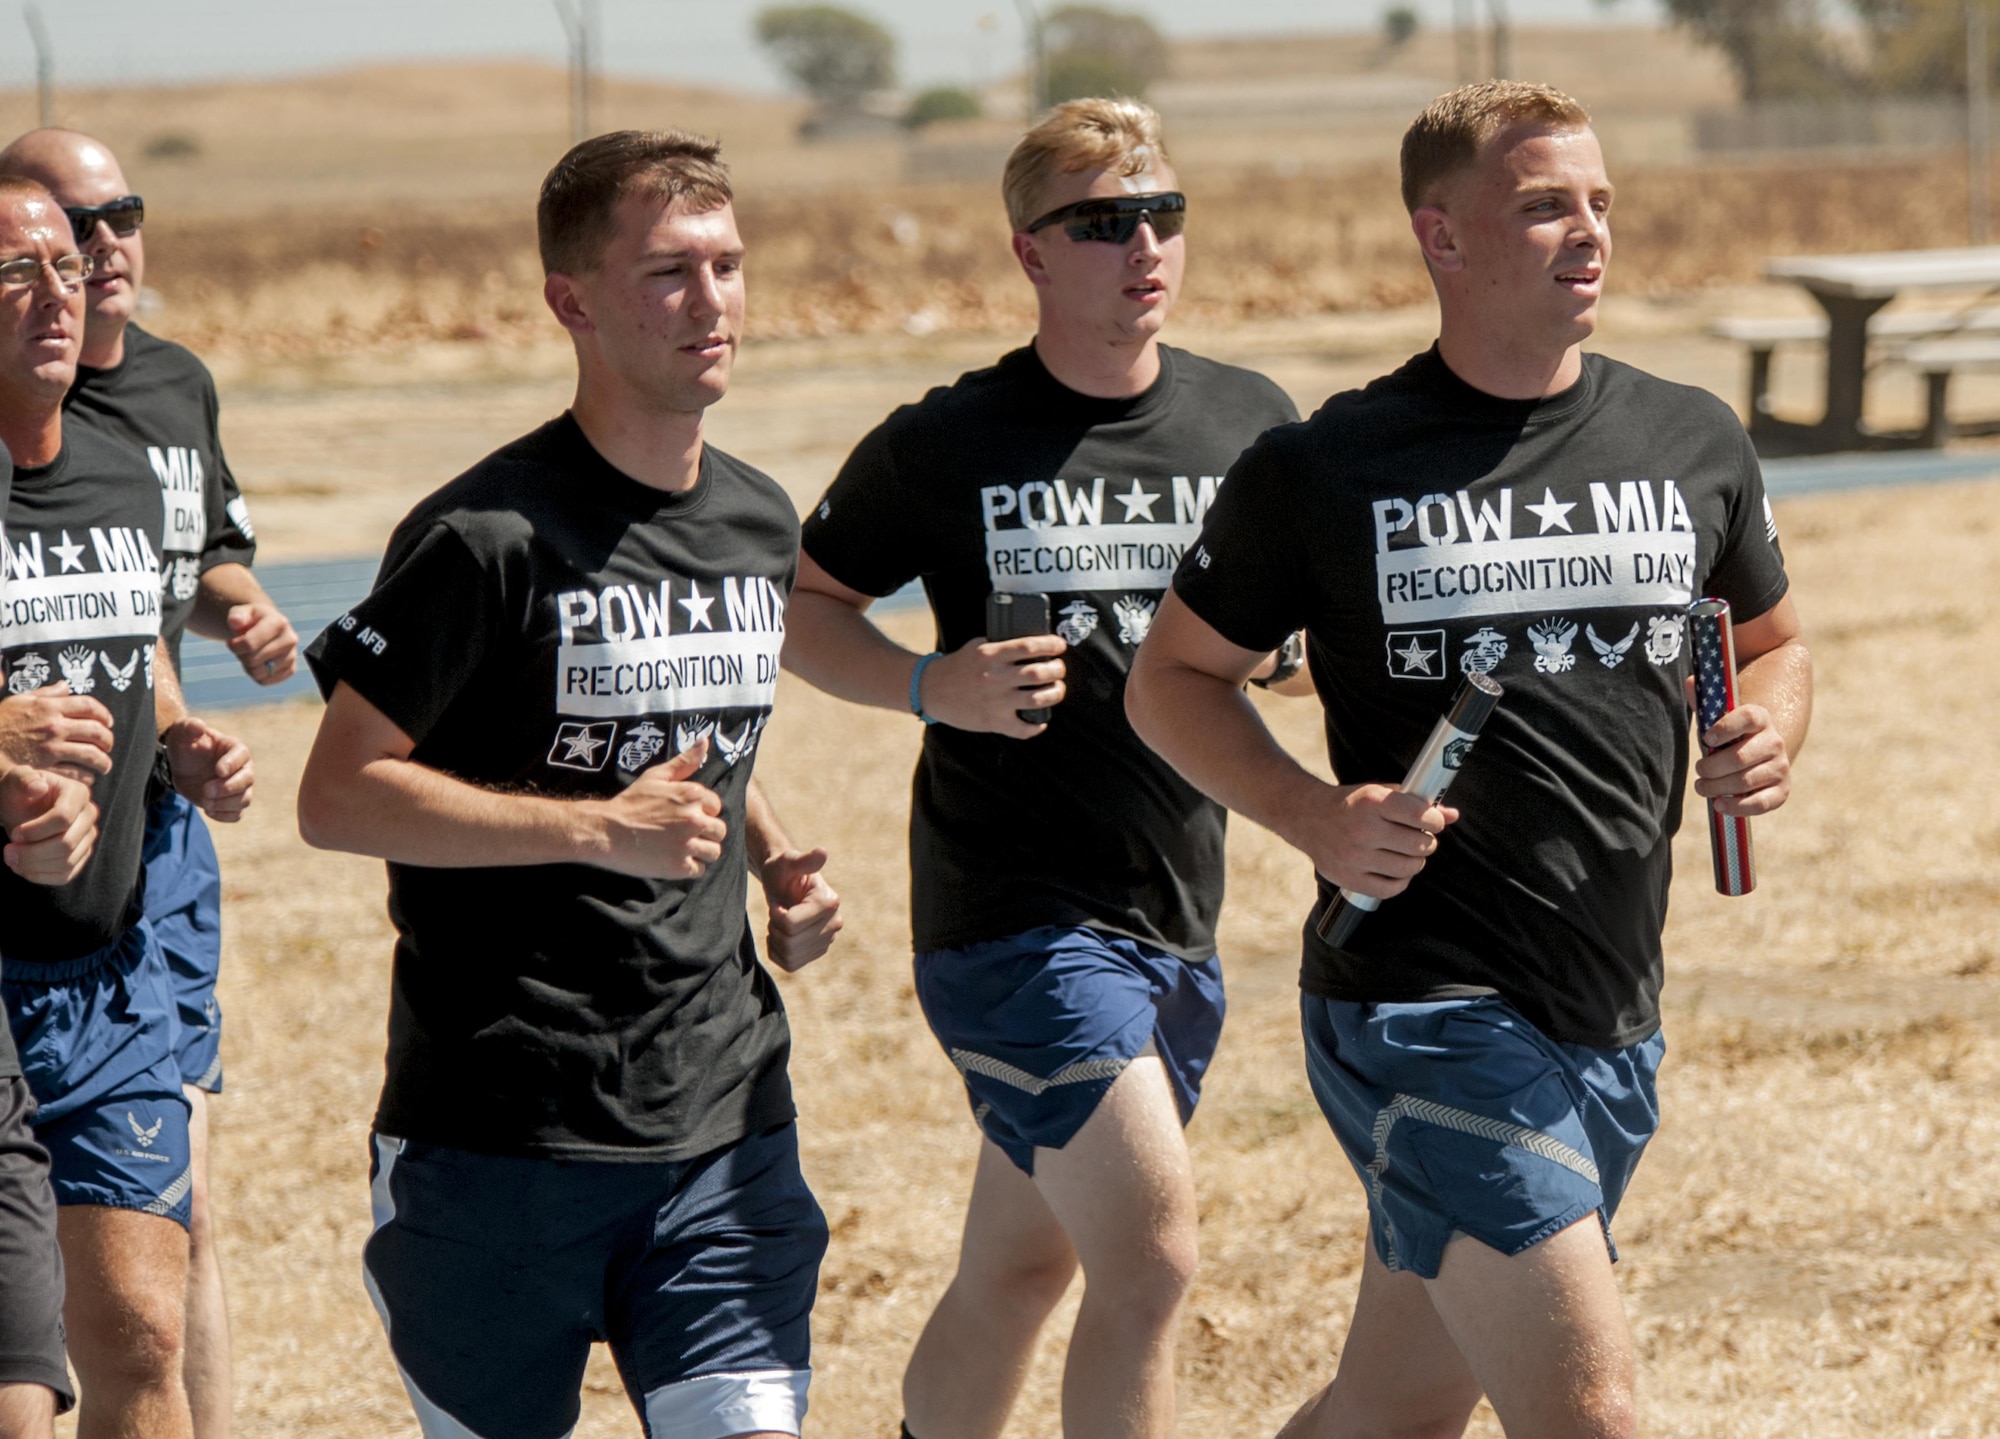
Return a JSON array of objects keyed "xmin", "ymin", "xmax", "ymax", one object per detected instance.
[{"xmin": 50, "ymin": 310, "xmax": 1981, "ymax": 1439}]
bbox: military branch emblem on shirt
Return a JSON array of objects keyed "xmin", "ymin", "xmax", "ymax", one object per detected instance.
[
  {"xmin": 545, "ymin": 572, "xmax": 784, "ymax": 775},
  {"xmin": 1364, "ymin": 478, "xmax": 1712, "ymax": 684}
]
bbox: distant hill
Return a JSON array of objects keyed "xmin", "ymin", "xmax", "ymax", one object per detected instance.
[{"xmin": 0, "ymin": 28, "xmax": 1738, "ymax": 220}]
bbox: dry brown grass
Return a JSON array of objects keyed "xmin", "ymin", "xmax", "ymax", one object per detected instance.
[
  {"xmin": 122, "ymin": 151, "xmax": 2000, "ymax": 363},
  {"xmin": 137, "ymin": 409, "xmax": 2000, "ymax": 1437}
]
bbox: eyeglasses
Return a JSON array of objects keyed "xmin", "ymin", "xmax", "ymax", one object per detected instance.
[
  {"xmin": 1024, "ymin": 191, "xmax": 1187, "ymax": 245},
  {"xmin": 0, "ymin": 253, "xmax": 94, "ymax": 289},
  {"xmin": 62, "ymin": 194, "xmax": 144, "ymax": 244}
]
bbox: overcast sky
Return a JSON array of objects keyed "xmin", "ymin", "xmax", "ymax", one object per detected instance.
[{"xmin": 3, "ymin": 0, "xmax": 1657, "ymax": 93}]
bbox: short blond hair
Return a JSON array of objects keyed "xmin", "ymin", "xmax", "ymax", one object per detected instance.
[
  {"xmin": 1002, "ymin": 98, "xmax": 1172, "ymax": 232},
  {"xmin": 1400, "ymin": 81, "xmax": 1591, "ymax": 213}
]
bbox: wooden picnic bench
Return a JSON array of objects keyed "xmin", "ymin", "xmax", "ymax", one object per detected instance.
[
  {"xmin": 1710, "ymin": 246, "xmax": 2000, "ymax": 454},
  {"xmin": 1712, "ymin": 301, "xmax": 2000, "ymax": 447}
]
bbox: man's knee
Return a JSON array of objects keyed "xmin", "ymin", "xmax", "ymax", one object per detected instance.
[
  {"xmin": 70, "ymin": 1285, "xmax": 185, "ymax": 1385},
  {"xmin": 1569, "ymin": 1377, "xmax": 1636, "ymax": 1439},
  {"xmin": 1325, "ymin": 1369, "xmax": 1483, "ymax": 1439},
  {"xmin": 959, "ymin": 1239, "xmax": 1077, "ymax": 1318},
  {"xmin": 59, "ymin": 1211, "xmax": 190, "ymax": 1384},
  {"xmin": 1083, "ymin": 1218, "xmax": 1197, "ymax": 1326}
]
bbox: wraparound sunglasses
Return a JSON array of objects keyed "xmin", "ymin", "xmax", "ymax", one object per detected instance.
[{"xmin": 1024, "ymin": 191, "xmax": 1186, "ymax": 244}]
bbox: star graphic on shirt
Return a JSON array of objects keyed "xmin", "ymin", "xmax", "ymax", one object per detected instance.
[
  {"xmin": 1394, "ymin": 635, "xmax": 1438, "ymax": 675},
  {"xmin": 561, "ymin": 728, "xmax": 608, "ymax": 764},
  {"xmin": 679, "ymin": 581, "xmax": 715, "ymax": 630},
  {"xmin": 1523, "ymin": 488, "xmax": 1576, "ymax": 534},
  {"xmin": 1114, "ymin": 480, "xmax": 1159, "ymax": 522},
  {"xmin": 51, "ymin": 530, "xmax": 85, "ymax": 572}
]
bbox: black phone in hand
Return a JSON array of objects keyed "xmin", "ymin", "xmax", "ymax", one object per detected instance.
[{"xmin": 985, "ymin": 591, "xmax": 1053, "ymax": 726}]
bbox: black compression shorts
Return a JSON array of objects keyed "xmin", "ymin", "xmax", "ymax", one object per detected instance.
[{"xmin": 0, "ymin": 1076, "xmax": 73, "ymax": 1411}]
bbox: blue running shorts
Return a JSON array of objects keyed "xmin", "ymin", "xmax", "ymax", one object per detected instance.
[
  {"xmin": 1301, "ymin": 994, "xmax": 1664, "ymax": 1280},
  {"xmin": 3, "ymin": 922, "xmax": 194, "ymax": 1227},
  {"xmin": 142, "ymin": 788, "xmax": 225, "ymax": 1093},
  {"xmin": 363, "ymin": 1122, "xmax": 828, "ymax": 1439},
  {"xmin": 914, "ymin": 924, "xmax": 1226, "ymax": 1174}
]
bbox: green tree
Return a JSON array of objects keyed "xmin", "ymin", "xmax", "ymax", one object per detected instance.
[
  {"xmin": 754, "ymin": 5, "xmax": 897, "ymax": 111},
  {"xmin": 1383, "ymin": 4, "xmax": 1420, "ymax": 46},
  {"xmin": 905, "ymin": 85, "xmax": 983, "ymax": 127},
  {"xmin": 1041, "ymin": 4, "xmax": 1168, "ymax": 103},
  {"xmin": 1657, "ymin": 0, "xmax": 1860, "ymax": 101},
  {"xmin": 1857, "ymin": 0, "xmax": 2000, "ymax": 96}
]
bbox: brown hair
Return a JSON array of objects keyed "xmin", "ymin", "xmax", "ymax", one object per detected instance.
[
  {"xmin": 537, "ymin": 130, "xmax": 733, "ymax": 274},
  {"xmin": 1400, "ymin": 81, "xmax": 1591, "ymax": 213},
  {"xmin": 1001, "ymin": 98, "xmax": 1172, "ymax": 232}
]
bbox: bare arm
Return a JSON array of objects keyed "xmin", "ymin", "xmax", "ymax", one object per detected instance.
[
  {"xmin": 1691, "ymin": 593, "xmax": 1811, "ymax": 817},
  {"xmin": 782, "ymin": 551, "xmax": 1066, "ymax": 738},
  {"xmin": 297, "ymin": 678, "xmax": 727, "ymax": 878},
  {"xmin": 1126, "ymin": 592, "xmax": 1452, "ymax": 901},
  {"xmin": 190, "ymin": 562, "xmax": 299, "ymax": 684},
  {"xmin": 743, "ymin": 777, "xmax": 843, "ymax": 972},
  {"xmin": 153, "ymin": 637, "xmax": 256, "ymax": 821}
]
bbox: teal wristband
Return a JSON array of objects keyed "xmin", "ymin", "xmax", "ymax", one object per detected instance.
[{"xmin": 909, "ymin": 651, "xmax": 941, "ymax": 724}]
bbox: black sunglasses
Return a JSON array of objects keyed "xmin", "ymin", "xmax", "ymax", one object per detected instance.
[
  {"xmin": 63, "ymin": 194, "xmax": 144, "ymax": 244},
  {"xmin": 1024, "ymin": 191, "xmax": 1186, "ymax": 245}
]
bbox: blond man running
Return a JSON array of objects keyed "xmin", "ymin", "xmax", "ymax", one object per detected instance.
[
  {"xmin": 1129, "ymin": 82, "xmax": 1810, "ymax": 1438},
  {"xmin": 784, "ymin": 100, "xmax": 1301, "ymax": 1439}
]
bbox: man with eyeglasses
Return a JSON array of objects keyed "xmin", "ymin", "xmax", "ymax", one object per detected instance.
[
  {"xmin": 783, "ymin": 99, "xmax": 1301, "ymax": 1439},
  {"xmin": 1, "ymin": 127, "xmax": 295, "ymax": 1439},
  {"xmin": 0, "ymin": 425, "xmax": 106, "ymax": 1439},
  {"xmin": 0, "ymin": 174, "xmax": 254, "ymax": 1439}
]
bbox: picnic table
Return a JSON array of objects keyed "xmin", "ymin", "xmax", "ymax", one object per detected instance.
[{"xmin": 1747, "ymin": 246, "xmax": 2000, "ymax": 454}]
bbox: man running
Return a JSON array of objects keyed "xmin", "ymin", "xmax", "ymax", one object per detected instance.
[
  {"xmin": 298, "ymin": 130, "xmax": 842, "ymax": 1439},
  {"xmin": 0, "ymin": 432, "xmax": 106, "ymax": 1439},
  {"xmin": 1127, "ymin": 82, "xmax": 1812, "ymax": 1438},
  {"xmin": 0, "ymin": 175, "xmax": 254, "ymax": 1439},
  {"xmin": 783, "ymin": 99, "xmax": 1301, "ymax": 1439},
  {"xmin": 0, "ymin": 128, "xmax": 297, "ymax": 1439}
]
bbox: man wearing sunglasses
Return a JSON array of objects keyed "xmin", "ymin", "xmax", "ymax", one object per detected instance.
[
  {"xmin": 1, "ymin": 127, "xmax": 296, "ymax": 1439},
  {"xmin": 0, "ymin": 174, "xmax": 255, "ymax": 1439},
  {"xmin": 784, "ymin": 99, "xmax": 1301, "ymax": 1439}
]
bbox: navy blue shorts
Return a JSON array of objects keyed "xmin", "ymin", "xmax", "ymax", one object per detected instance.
[
  {"xmin": 2, "ymin": 922, "xmax": 194, "ymax": 1227},
  {"xmin": 914, "ymin": 924, "xmax": 1226, "ymax": 1174},
  {"xmin": 364, "ymin": 1122, "xmax": 828, "ymax": 1439},
  {"xmin": 1301, "ymin": 994, "xmax": 1664, "ymax": 1280},
  {"xmin": 142, "ymin": 788, "xmax": 225, "ymax": 1093}
]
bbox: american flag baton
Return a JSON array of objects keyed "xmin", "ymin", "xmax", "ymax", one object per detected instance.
[
  {"xmin": 1688, "ymin": 598, "xmax": 1755, "ymax": 896},
  {"xmin": 1316, "ymin": 672, "xmax": 1503, "ymax": 947}
]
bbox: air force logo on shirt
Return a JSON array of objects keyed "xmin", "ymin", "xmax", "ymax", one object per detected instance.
[
  {"xmin": 982, "ymin": 474, "xmax": 1221, "ymax": 595},
  {"xmin": 1372, "ymin": 480, "xmax": 1699, "ymax": 625},
  {"xmin": 552, "ymin": 574, "xmax": 784, "ymax": 719}
]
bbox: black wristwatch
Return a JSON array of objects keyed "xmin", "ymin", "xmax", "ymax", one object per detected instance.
[{"xmin": 1250, "ymin": 630, "xmax": 1306, "ymax": 690}]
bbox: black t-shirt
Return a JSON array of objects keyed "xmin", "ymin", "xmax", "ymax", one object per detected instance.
[
  {"xmin": 66, "ymin": 324, "xmax": 257, "ymax": 663},
  {"xmin": 306, "ymin": 415, "xmax": 799, "ymax": 1162},
  {"xmin": 1174, "ymin": 349, "xmax": 1790, "ymax": 1047},
  {"xmin": 0, "ymin": 428, "xmax": 165, "ymax": 965},
  {"xmin": 803, "ymin": 343, "xmax": 1298, "ymax": 958},
  {"xmin": 0, "ymin": 439, "xmax": 13, "ymax": 1079}
]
